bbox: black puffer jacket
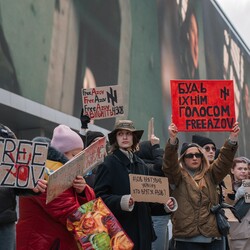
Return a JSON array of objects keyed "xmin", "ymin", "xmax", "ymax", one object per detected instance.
[
  {"xmin": 135, "ymin": 141, "xmax": 164, "ymax": 176},
  {"xmin": 0, "ymin": 187, "xmax": 35, "ymax": 224}
]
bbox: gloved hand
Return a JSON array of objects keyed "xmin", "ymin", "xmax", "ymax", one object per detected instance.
[
  {"xmin": 80, "ymin": 108, "xmax": 90, "ymax": 129},
  {"xmin": 235, "ymin": 185, "xmax": 246, "ymax": 200}
]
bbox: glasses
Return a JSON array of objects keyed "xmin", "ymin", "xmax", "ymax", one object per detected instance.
[
  {"xmin": 184, "ymin": 153, "xmax": 203, "ymax": 159},
  {"xmin": 204, "ymin": 146, "xmax": 216, "ymax": 152}
]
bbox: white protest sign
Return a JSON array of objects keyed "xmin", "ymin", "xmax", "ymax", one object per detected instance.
[
  {"xmin": 46, "ymin": 137, "xmax": 106, "ymax": 204},
  {"xmin": 0, "ymin": 138, "xmax": 48, "ymax": 188},
  {"xmin": 147, "ymin": 117, "xmax": 154, "ymax": 140},
  {"xmin": 82, "ymin": 85, "xmax": 124, "ymax": 120},
  {"xmin": 129, "ymin": 174, "xmax": 169, "ymax": 204},
  {"xmin": 242, "ymin": 179, "xmax": 250, "ymax": 203}
]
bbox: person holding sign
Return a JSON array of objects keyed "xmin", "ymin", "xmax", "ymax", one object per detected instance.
[
  {"xmin": 162, "ymin": 121, "xmax": 240, "ymax": 250},
  {"xmin": 94, "ymin": 120, "xmax": 176, "ymax": 250},
  {"xmin": 228, "ymin": 157, "xmax": 250, "ymax": 250},
  {"xmin": 17, "ymin": 125, "xmax": 95, "ymax": 250},
  {"xmin": 136, "ymin": 134, "xmax": 177, "ymax": 250},
  {"xmin": 0, "ymin": 123, "xmax": 47, "ymax": 250}
]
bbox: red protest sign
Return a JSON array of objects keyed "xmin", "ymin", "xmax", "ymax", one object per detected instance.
[{"xmin": 171, "ymin": 80, "xmax": 235, "ymax": 131}]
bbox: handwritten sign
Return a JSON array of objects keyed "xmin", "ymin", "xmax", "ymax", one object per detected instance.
[
  {"xmin": 171, "ymin": 80, "xmax": 235, "ymax": 131},
  {"xmin": 46, "ymin": 137, "xmax": 106, "ymax": 204},
  {"xmin": 0, "ymin": 138, "xmax": 48, "ymax": 188},
  {"xmin": 242, "ymin": 179, "xmax": 250, "ymax": 203},
  {"xmin": 129, "ymin": 174, "xmax": 169, "ymax": 203},
  {"xmin": 82, "ymin": 85, "xmax": 124, "ymax": 120},
  {"xmin": 84, "ymin": 136, "xmax": 107, "ymax": 171}
]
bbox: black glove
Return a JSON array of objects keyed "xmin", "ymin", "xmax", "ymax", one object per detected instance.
[{"xmin": 80, "ymin": 109, "xmax": 90, "ymax": 129}]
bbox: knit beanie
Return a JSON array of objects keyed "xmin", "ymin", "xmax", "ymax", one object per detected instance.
[
  {"xmin": 192, "ymin": 134, "xmax": 216, "ymax": 148},
  {"xmin": 86, "ymin": 131, "xmax": 104, "ymax": 148},
  {"xmin": 51, "ymin": 125, "xmax": 84, "ymax": 153},
  {"xmin": 180, "ymin": 142, "xmax": 200, "ymax": 155}
]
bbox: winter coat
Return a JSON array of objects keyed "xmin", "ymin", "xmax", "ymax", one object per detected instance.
[
  {"xmin": 16, "ymin": 146, "xmax": 95, "ymax": 250},
  {"xmin": 162, "ymin": 139, "xmax": 238, "ymax": 239},
  {"xmin": 94, "ymin": 149, "xmax": 166, "ymax": 250}
]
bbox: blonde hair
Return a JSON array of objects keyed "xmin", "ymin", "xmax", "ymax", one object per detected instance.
[{"xmin": 179, "ymin": 145, "xmax": 210, "ymax": 189}]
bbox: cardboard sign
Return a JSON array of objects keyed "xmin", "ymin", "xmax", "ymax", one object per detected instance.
[
  {"xmin": 242, "ymin": 179, "xmax": 250, "ymax": 203},
  {"xmin": 46, "ymin": 151, "xmax": 85, "ymax": 204},
  {"xmin": 82, "ymin": 85, "xmax": 124, "ymax": 120},
  {"xmin": 223, "ymin": 174, "xmax": 233, "ymax": 193},
  {"xmin": 147, "ymin": 117, "xmax": 154, "ymax": 140},
  {"xmin": 46, "ymin": 137, "xmax": 106, "ymax": 204},
  {"xmin": 67, "ymin": 197, "xmax": 134, "ymax": 250},
  {"xmin": 0, "ymin": 138, "xmax": 48, "ymax": 188},
  {"xmin": 129, "ymin": 174, "xmax": 169, "ymax": 204},
  {"xmin": 84, "ymin": 136, "xmax": 107, "ymax": 172},
  {"xmin": 171, "ymin": 80, "xmax": 236, "ymax": 131}
]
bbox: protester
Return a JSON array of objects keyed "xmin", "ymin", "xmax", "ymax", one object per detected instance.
[
  {"xmin": 17, "ymin": 124, "xmax": 95, "ymax": 250},
  {"xmin": 136, "ymin": 134, "xmax": 176, "ymax": 250},
  {"xmin": 228, "ymin": 157, "xmax": 250, "ymax": 250},
  {"xmin": 0, "ymin": 123, "xmax": 47, "ymax": 250},
  {"xmin": 162, "ymin": 121, "xmax": 240, "ymax": 250},
  {"xmin": 192, "ymin": 134, "xmax": 216, "ymax": 164},
  {"xmin": 94, "ymin": 119, "xmax": 177, "ymax": 250}
]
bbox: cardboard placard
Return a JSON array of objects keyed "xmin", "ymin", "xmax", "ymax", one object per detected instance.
[
  {"xmin": 242, "ymin": 179, "xmax": 250, "ymax": 203},
  {"xmin": 82, "ymin": 85, "xmax": 124, "ymax": 120},
  {"xmin": 171, "ymin": 80, "xmax": 235, "ymax": 131},
  {"xmin": 67, "ymin": 197, "xmax": 134, "ymax": 250},
  {"xmin": 129, "ymin": 174, "xmax": 169, "ymax": 204},
  {"xmin": 84, "ymin": 137, "xmax": 107, "ymax": 171},
  {"xmin": 147, "ymin": 117, "xmax": 154, "ymax": 141},
  {"xmin": 46, "ymin": 151, "xmax": 85, "ymax": 204},
  {"xmin": 46, "ymin": 137, "xmax": 106, "ymax": 204},
  {"xmin": 0, "ymin": 138, "xmax": 48, "ymax": 188}
]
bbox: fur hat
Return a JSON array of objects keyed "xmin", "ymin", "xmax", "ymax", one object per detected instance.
[
  {"xmin": 180, "ymin": 142, "xmax": 200, "ymax": 155},
  {"xmin": 51, "ymin": 125, "xmax": 84, "ymax": 153},
  {"xmin": 192, "ymin": 134, "xmax": 216, "ymax": 148},
  {"xmin": 86, "ymin": 131, "xmax": 104, "ymax": 147},
  {"xmin": 108, "ymin": 120, "xmax": 144, "ymax": 145},
  {"xmin": 0, "ymin": 123, "xmax": 17, "ymax": 139}
]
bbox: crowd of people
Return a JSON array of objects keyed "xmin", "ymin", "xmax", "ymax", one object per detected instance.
[{"xmin": 0, "ymin": 114, "xmax": 249, "ymax": 250}]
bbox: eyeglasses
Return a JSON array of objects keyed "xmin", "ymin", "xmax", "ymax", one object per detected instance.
[
  {"xmin": 184, "ymin": 153, "xmax": 203, "ymax": 159},
  {"xmin": 204, "ymin": 146, "xmax": 216, "ymax": 152}
]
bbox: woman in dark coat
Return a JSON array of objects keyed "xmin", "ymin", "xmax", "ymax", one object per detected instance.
[{"xmin": 94, "ymin": 120, "xmax": 175, "ymax": 250}]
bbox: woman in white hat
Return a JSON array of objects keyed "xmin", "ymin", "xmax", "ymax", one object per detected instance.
[{"xmin": 94, "ymin": 120, "xmax": 177, "ymax": 250}]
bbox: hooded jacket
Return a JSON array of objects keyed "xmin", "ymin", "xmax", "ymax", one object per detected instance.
[
  {"xmin": 162, "ymin": 139, "xmax": 238, "ymax": 239},
  {"xmin": 16, "ymin": 146, "xmax": 95, "ymax": 250}
]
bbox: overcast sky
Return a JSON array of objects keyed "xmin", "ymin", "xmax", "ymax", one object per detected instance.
[{"xmin": 215, "ymin": 0, "xmax": 250, "ymax": 49}]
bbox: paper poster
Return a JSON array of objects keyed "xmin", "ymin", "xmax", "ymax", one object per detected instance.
[
  {"xmin": 0, "ymin": 138, "xmax": 48, "ymax": 188},
  {"xmin": 129, "ymin": 174, "xmax": 169, "ymax": 204},
  {"xmin": 46, "ymin": 137, "xmax": 106, "ymax": 204},
  {"xmin": 82, "ymin": 85, "xmax": 124, "ymax": 120},
  {"xmin": 171, "ymin": 80, "xmax": 235, "ymax": 131}
]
